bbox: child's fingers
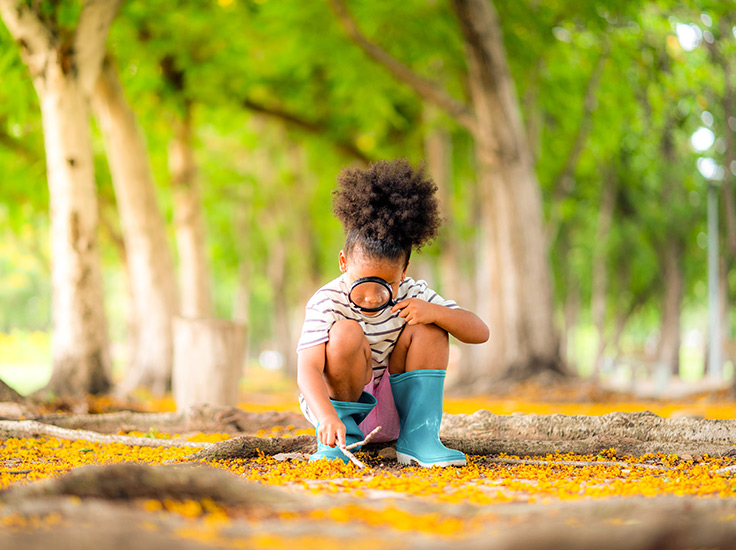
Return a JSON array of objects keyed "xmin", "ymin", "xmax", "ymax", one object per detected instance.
[
  {"xmin": 335, "ymin": 424, "xmax": 347, "ymax": 448},
  {"xmin": 318, "ymin": 424, "xmax": 337, "ymax": 447}
]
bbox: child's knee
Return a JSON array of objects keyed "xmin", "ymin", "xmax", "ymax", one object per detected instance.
[
  {"xmin": 327, "ymin": 320, "xmax": 367, "ymax": 355},
  {"xmin": 406, "ymin": 323, "xmax": 448, "ymax": 346}
]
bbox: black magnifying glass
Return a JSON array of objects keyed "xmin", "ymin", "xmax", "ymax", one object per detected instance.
[{"xmin": 348, "ymin": 276, "xmax": 395, "ymax": 313}]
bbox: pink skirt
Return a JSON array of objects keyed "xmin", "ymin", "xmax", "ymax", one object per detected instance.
[{"xmin": 357, "ymin": 373, "xmax": 400, "ymax": 442}]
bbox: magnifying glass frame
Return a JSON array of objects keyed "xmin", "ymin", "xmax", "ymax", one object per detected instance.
[{"xmin": 348, "ymin": 276, "xmax": 395, "ymax": 313}]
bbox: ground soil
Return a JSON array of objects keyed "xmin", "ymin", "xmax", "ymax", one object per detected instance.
[{"xmin": 1, "ymin": 379, "xmax": 736, "ymax": 549}]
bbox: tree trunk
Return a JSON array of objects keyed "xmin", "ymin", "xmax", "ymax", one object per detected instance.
[
  {"xmin": 42, "ymin": 53, "xmax": 115, "ymax": 397},
  {"xmin": 0, "ymin": 0, "xmax": 123, "ymax": 397},
  {"xmin": 592, "ymin": 174, "xmax": 617, "ymax": 376},
  {"xmin": 452, "ymin": 0, "xmax": 561, "ymax": 381},
  {"xmin": 424, "ymin": 108, "xmax": 460, "ymax": 302},
  {"xmin": 92, "ymin": 59, "xmax": 178, "ymax": 395},
  {"xmin": 657, "ymin": 237, "xmax": 684, "ymax": 377},
  {"xmin": 423, "ymin": 109, "xmax": 476, "ymax": 384},
  {"xmin": 172, "ymin": 318, "xmax": 245, "ymax": 411},
  {"xmin": 170, "ymin": 106, "xmax": 214, "ymax": 319},
  {"xmin": 268, "ymin": 237, "xmax": 295, "ymax": 376}
]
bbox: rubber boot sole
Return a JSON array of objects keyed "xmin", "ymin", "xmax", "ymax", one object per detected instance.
[{"xmin": 396, "ymin": 450, "xmax": 467, "ymax": 468}]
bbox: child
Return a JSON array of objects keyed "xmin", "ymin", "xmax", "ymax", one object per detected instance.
[{"xmin": 297, "ymin": 159, "xmax": 489, "ymax": 468}]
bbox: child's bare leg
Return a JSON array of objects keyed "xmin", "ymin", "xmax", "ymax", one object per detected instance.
[
  {"xmin": 324, "ymin": 320, "xmax": 373, "ymax": 402},
  {"xmin": 387, "ymin": 323, "xmax": 449, "ymax": 375}
]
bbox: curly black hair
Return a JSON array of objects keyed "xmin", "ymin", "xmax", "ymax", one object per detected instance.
[{"xmin": 332, "ymin": 159, "xmax": 442, "ymax": 266}]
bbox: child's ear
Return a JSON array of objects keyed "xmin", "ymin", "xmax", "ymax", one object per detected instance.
[
  {"xmin": 338, "ymin": 250, "xmax": 347, "ymax": 273},
  {"xmin": 402, "ymin": 261, "xmax": 409, "ymax": 281}
]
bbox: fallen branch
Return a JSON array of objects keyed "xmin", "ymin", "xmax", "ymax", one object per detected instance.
[{"xmin": 0, "ymin": 420, "xmax": 209, "ymax": 449}]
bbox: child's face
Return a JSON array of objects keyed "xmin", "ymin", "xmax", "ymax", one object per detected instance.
[{"xmin": 339, "ymin": 248, "xmax": 407, "ymax": 314}]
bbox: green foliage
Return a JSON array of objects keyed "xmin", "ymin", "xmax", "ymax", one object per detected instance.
[{"xmin": 1, "ymin": 0, "xmax": 734, "ymax": 372}]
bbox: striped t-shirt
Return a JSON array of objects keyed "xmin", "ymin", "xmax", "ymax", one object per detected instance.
[{"xmin": 296, "ymin": 275, "xmax": 459, "ymax": 382}]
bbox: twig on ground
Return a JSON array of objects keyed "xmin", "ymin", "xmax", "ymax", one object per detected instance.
[
  {"xmin": 338, "ymin": 426, "xmax": 382, "ymax": 469},
  {"xmin": 345, "ymin": 426, "xmax": 382, "ymax": 450},
  {"xmin": 488, "ymin": 457, "xmax": 673, "ymax": 471},
  {"xmin": 714, "ymin": 464, "xmax": 736, "ymax": 475}
]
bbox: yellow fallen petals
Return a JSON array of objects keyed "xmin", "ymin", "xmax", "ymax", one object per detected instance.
[
  {"xmin": 207, "ymin": 451, "xmax": 736, "ymax": 507},
  {"xmin": 0, "ymin": 436, "xmax": 203, "ymax": 490},
  {"xmin": 3, "ymin": 426, "xmax": 736, "ymax": 544}
]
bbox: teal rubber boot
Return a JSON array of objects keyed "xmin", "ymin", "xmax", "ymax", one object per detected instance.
[
  {"xmin": 390, "ymin": 369, "xmax": 466, "ymax": 467},
  {"xmin": 309, "ymin": 391, "xmax": 377, "ymax": 464}
]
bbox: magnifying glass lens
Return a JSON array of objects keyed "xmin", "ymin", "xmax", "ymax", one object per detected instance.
[{"xmin": 349, "ymin": 280, "xmax": 392, "ymax": 311}]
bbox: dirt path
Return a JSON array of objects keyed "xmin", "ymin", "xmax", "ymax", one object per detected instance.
[{"xmin": 2, "ymin": 406, "xmax": 736, "ymax": 548}]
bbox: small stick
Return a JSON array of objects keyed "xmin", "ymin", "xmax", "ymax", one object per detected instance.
[
  {"xmin": 714, "ymin": 464, "xmax": 736, "ymax": 475},
  {"xmin": 344, "ymin": 426, "xmax": 382, "ymax": 450},
  {"xmin": 338, "ymin": 426, "xmax": 382, "ymax": 469}
]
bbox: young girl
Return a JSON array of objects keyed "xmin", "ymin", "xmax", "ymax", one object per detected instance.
[{"xmin": 297, "ymin": 159, "xmax": 489, "ymax": 468}]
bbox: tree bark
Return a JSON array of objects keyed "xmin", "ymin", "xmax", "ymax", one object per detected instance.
[
  {"xmin": 452, "ymin": 0, "xmax": 561, "ymax": 381},
  {"xmin": 172, "ymin": 318, "xmax": 245, "ymax": 411},
  {"xmin": 0, "ymin": 0, "xmax": 123, "ymax": 397},
  {"xmin": 92, "ymin": 58, "xmax": 179, "ymax": 395},
  {"xmin": 170, "ymin": 106, "xmax": 214, "ymax": 319}
]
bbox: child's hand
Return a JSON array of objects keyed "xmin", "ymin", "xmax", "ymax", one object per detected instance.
[
  {"xmin": 317, "ymin": 414, "xmax": 346, "ymax": 448},
  {"xmin": 392, "ymin": 298, "xmax": 439, "ymax": 326}
]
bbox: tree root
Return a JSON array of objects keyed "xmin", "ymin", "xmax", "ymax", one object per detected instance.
[
  {"xmin": 3, "ymin": 410, "xmax": 736, "ymax": 461},
  {"xmin": 185, "ymin": 434, "xmax": 316, "ymax": 461},
  {"xmin": 439, "ymin": 434, "xmax": 735, "ymax": 458},
  {"xmin": 440, "ymin": 409, "xmax": 736, "ymax": 445},
  {"xmin": 186, "ymin": 433, "xmax": 735, "ymax": 462},
  {"xmin": 0, "ymin": 462, "xmax": 300, "ymax": 509},
  {"xmin": 27, "ymin": 405, "xmax": 310, "ymax": 435},
  {"xmin": 0, "ymin": 420, "xmax": 208, "ymax": 448}
]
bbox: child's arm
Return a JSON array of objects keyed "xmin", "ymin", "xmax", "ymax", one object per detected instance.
[
  {"xmin": 392, "ymin": 299, "xmax": 490, "ymax": 344},
  {"xmin": 297, "ymin": 344, "xmax": 346, "ymax": 448}
]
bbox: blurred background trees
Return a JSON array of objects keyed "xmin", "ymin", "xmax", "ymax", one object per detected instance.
[{"xmin": 0, "ymin": 0, "xmax": 734, "ymax": 399}]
